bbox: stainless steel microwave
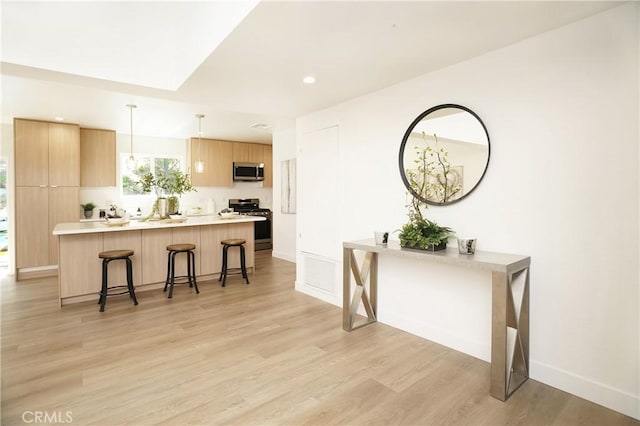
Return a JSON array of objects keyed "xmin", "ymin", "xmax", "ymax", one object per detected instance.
[{"xmin": 233, "ymin": 162, "xmax": 264, "ymax": 181}]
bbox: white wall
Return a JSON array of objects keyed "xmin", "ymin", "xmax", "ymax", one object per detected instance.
[
  {"xmin": 296, "ymin": 3, "xmax": 639, "ymax": 419},
  {"xmin": 272, "ymin": 127, "xmax": 297, "ymax": 262}
]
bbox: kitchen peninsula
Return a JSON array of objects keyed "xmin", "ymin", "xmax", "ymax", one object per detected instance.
[{"xmin": 53, "ymin": 215, "xmax": 265, "ymax": 306}]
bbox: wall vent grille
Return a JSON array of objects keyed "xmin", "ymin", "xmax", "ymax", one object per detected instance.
[{"xmin": 303, "ymin": 253, "xmax": 336, "ymax": 294}]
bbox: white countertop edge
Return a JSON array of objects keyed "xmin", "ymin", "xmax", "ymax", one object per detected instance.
[{"xmin": 53, "ymin": 215, "xmax": 265, "ymax": 236}]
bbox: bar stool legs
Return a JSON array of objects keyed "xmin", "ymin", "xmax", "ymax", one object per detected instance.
[
  {"xmin": 98, "ymin": 250, "xmax": 138, "ymax": 312},
  {"xmin": 218, "ymin": 239, "xmax": 249, "ymax": 287},
  {"xmin": 164, "ymin": 244, "xmax": 199, "ymax": 298}
]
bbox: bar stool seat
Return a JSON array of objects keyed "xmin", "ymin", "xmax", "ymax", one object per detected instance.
[
  {"xmin": 98, "ymin": 249, "xmax": 138, "ymax": 312},
  {"xmin": 167, "ymin": 243, "xmax": 196, "ymax": 252},
  {"xmin": 219, "ymin": 239, "xmax": 249, "ymax": 287},
  {"xmin": 164, "ymin": 243, "xmax": 199, "ymax": 298}
]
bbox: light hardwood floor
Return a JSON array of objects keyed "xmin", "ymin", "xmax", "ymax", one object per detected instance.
[{"xmin": 1, "ymin": 252, "xmax": 637, "ymax": 425}]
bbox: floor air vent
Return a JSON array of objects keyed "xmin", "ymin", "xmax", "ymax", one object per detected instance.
[{"xmin": 303, "ymin": 253, "xmax": 336, "ymax": 294}]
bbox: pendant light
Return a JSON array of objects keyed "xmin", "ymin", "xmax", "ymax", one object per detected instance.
[
  {"xmin": 126, "ymin": 104, "xmax": 138, "ymax": 170},
  {"xmin": 195, "ymin": 114, "xmax": 205, "ymax": 174}
]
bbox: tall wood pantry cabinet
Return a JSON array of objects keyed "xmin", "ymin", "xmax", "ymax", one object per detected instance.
[{"xmin": 14, "ymin": 118, "xmax": 80, "ymax": 279}]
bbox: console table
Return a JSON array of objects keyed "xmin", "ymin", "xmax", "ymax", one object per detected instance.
[{"xmin": 343, "ymin": 239, "xmax": 531, "ymax": 401}]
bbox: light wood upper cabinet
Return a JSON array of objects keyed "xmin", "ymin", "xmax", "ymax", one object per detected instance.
[
  {"xmin": 49, "ymin": 123, "xmax": 80, "ymax": 186},
  {"xmin": 211, "ymin": 139, "xmax": 234, "ymax": 187},
  {"xmin": 14, "ymin": 119, "xmax": 80, "ymax": 187},
  {"xmin": 80, "ymin": 128, "xmax": 116, "ymax": 187},
  {"xmin": 14, "ymin": 119, "xmax": 49, "ymax": 186},
  {"xmin": 188, "ymin": 138, "xmax": 272, "ymax": 187},
  {"xmin": 189, "ymin": 138, "xmax": 233, "ymax": 187},
  {"xmin": 233, "ymin": 142, "xmax": 263, "ymax": 163},
  {"xmin": 262, "ymin": 144, "xmax": 273, "ymax": 188}
]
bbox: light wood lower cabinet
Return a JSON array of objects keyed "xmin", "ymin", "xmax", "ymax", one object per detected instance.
[
  {"xmin": 103, "ymin": 231, "xmax": 142, "ymax": 287},
  {"xmin": 172, "ymin": 226, "xmax": 201, "ymax": 278},
  {"xmin": 59, "ymin": 234, "xmax": 103, "ymax": 298},
  {"xmin": 200, "ymin": 225, "xmax": 227, "ymax": 275},
  {"xmin": 48, "ymin": 187, "xmax": 80, "ymax": 263},
  {"xmin": 141, "ymin": 228, "xmax": 173, "ymax": 285},
  {"xmin": 139, "ymin": 226, "xmax": 203, "ymax": 286},
  {"xmin": 227, "ymin": 222, "xmax": 255, "ymax": 268},
  {"xmin": 16, "ymin": 186, "xmax": 79, "ymax": 270},
  {"xmin": 16, "ymin": 187, "xmax": 49, "ymax": 269},
  {"xmin": 58, "ymin": 221, "xmax": 255, "ymax": 304}
]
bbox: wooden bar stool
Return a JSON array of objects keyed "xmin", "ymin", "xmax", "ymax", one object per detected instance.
[
  {"xmin": 164, "ymin": 243, "xmax": 199, "ymax": 298},
  {"xmin": 98, "ymin": 250, "xmax": 138, "ymax": 312},
  {"xmin": 219, "ymin": 239, "xmax": 249, "ymax": 287}
]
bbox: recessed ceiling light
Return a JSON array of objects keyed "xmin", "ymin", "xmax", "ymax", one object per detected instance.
[
  {"xmin": 54, "ymin": 116, "xmax": 64, "ymax": 121},
  {"xmin": 303, "ymin": 76, "xmax": 316, "ymax": 84},
  {"xmin": 250, "ymin": 123, "xmax": 272, "ymax": 131}
]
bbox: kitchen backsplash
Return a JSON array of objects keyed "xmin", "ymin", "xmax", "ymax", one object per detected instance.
[{"xmin": 79, "ymin": 183, "xmax": 272, "ymax": 219}]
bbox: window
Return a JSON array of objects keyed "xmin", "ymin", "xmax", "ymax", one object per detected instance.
[{"xmin": 121, "ymin": 155, "xmax": 182, "ymax": 196}]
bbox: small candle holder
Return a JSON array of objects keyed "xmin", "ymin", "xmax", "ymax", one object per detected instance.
[{"xmin": 458, "ymin": 238, "xmax": 476, "ymax": 255}]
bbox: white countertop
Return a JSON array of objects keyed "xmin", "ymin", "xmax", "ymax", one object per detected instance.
[{"xmin": 53, "ymin": 215, "xmax": 265, "ymax": 236}]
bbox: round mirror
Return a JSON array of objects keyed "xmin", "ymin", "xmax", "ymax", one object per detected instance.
[{"xmin": 399, "ymin": 104, "xmax": 490, "ymax": 205}]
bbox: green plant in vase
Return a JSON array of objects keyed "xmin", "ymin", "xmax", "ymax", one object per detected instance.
[
  {"xmin": 137, "ymin": 167, "xmax": 196, "ymax": 219},
  {"xmin": 163, "ymin": 169, "xmax": 195, "ymax": 215},
  {"xmin": 80, "ymin": 202, "xmax": 96, "ymax": 219}
]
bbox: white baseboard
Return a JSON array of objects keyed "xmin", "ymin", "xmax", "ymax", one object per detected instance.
[
  {"xmin": 530, "ymin": 360, "xmax": 639, "ymax": 420},
  {"xmin": 380, "ymin": 310, "xmax": 490, "ymax": 362},
  {"xmin": 272, "ymin": 251, "xmax": 296, "ymax": 263},
  {"xmin": 295, "ymin": 279, "xmax": 341, "ymax": 307}
]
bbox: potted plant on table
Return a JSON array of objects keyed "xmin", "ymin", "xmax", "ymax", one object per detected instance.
[
  {"xmin": 80, "ymin": 202, "xmax": 96, "ymax": 219},
  {"xmin": 398, "ymin": 213, "xmax": 453, "ymax": 251},
  {"xmin": 399, "ymin": 133, "xmax": 455, "ymax": 251}
]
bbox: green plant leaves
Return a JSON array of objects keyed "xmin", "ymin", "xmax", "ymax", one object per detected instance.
[{"xmin": 399, "ymin": 217, "xmax": 453, "ymax": 249}]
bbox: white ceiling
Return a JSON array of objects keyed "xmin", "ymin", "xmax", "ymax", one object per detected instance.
[{"xmin": 0, "ymin": 1, "xmax": 624, "ymax": 143}]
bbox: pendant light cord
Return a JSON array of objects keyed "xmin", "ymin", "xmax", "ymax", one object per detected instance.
[
  {"xmin": 196, "ymin": 114, "xmax": 205, "ymax": 173},
  {"xmin": 125, "ymin": 104, "xmax": 137, "ymax": 170}
]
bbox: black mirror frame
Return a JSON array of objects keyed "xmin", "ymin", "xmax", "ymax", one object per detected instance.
[{"xmin": 398, "ymin": 103, "xmax": 491, "ymax": 206}]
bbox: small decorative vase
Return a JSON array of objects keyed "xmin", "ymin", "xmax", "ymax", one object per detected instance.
[
  {"xmin": 157, "ymin": 197, "xmax": 168, "ymax": 218},
  {"xmin": 167, "ymin": 196, "xmax": 179, "ymax": 215},
  {"xmin": 84, "ymin": 210, "xmax": 93, "ymax": 219}
]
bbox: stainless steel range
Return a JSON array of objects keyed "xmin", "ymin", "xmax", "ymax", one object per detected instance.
[{"xmin": 228, "ymin": 198, "xmax": 272, "ymax": 251}]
